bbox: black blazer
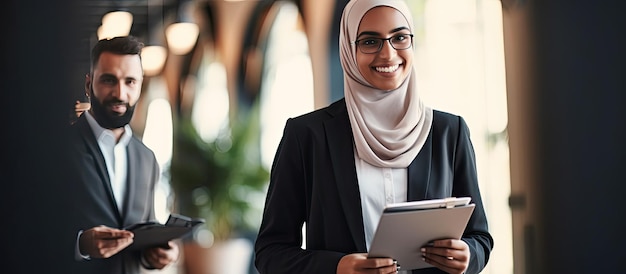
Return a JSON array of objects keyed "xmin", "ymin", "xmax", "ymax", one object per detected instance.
[
  {"xmin": 67, "ymin": 115, "xmax": 159, "ymax": 274},
  {"xmin": 254, "ymin": 99, "xmax": 493, "ymax": 274}
]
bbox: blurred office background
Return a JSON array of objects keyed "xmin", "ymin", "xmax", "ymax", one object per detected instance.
[{"xmin": 2, "ymin": 0, "xmax": 624, "ymax": 274}]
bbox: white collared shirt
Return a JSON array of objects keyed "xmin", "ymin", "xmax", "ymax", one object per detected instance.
[
  {"xmin": 355, "ymin": 152, "xmax": 408, "ymax": 251},
  {"xmin": 85, "ymin": 111, "xmax": 132, "ymax": 213},
  {"xmin": 355, "ymin": 153, "xmax": 409, "ymax": 273}
]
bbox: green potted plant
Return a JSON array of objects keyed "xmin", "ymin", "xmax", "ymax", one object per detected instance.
[{"xmin": 168, "ymin": 103, "xmax": 269, "ymax": 243}]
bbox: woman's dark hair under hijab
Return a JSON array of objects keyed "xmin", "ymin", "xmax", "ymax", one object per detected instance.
[{"xmin": 90, "ymin": 36, "xmax": 144, "ymax": 69}]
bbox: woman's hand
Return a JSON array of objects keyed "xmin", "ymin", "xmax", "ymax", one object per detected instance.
[
  {"xmin": 421, "ymin": 239, "xmax": 470, "ymax": 274},
  {"xmin": 337, "ymin": 253, "xmax": 399, "ymax": 274}
]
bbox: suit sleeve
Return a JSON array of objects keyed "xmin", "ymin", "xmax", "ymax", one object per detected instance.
[
  {"xmin": 452, "ymin": 117, "xmax": 494, "ymax": 274},
  {"xmin": 254, "ymin": 118, "xmax": 345, "ymax": 274}
]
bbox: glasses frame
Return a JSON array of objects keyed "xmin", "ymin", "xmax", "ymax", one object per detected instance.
[{"xmin": 353, "ymin": 34, "xmax": 414, "ymax": 54}]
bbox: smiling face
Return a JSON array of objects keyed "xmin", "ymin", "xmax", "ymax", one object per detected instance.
[
  {"xmin": 85, "ymin": 51, "xmax": 143, "ymax": 129},
  {"xmin": 356, "ymin": 6, "xmax": 413, "ymax": 91}
]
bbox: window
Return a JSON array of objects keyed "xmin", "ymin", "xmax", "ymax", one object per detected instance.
[{"xmin": 409, "ymin": 1, "xmax": 512, "ymax": 272}]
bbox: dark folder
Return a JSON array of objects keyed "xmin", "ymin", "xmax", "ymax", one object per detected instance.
[
  {"xmin": 367, "ymin": 197, "xmax": 475, "ymax": 270},
  {"xmin": 124, "ymin": 213, "xmax": 205, "ymax": 250}
]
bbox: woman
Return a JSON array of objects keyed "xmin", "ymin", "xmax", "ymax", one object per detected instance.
[{"xmin": 254, "ymin": 0, "xmax": 493, "ymax": 273}]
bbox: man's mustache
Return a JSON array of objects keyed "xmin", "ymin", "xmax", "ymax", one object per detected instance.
[{"xmin": 104, "ymin": 100, "xmax": 130, "ymax": 107}]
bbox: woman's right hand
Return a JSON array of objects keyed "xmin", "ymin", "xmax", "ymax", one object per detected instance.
[{"xmin": 337, "ymin": 253, "xmax": 399, "ymax": 274}]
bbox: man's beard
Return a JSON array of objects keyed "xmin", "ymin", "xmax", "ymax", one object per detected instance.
[{"xmin": 89, "ymin": 88, "xmax": 135, "ymax": 129}]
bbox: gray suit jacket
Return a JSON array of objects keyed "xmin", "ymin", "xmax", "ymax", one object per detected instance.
[
  {"xmin": 68, "ymin": 115, "xmax": 159, "ymax": 274},
  {"xmin": 255, "ymin": 99, "xmax": 493, "ymax": 274}
]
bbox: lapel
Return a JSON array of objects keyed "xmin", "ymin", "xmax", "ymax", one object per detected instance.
[
  {"xmin": 324, "ymin": 100, "xmax": 368, "ymax": 252},
  {"xmin": 407, "ymin": 126, "xmax": 433, "ymax": 201},
  {"xmin": 321, "ymin": 100, "xmax": 434, "ymax": 250},
  {"xmin": 121, "ymin": 139, "xmax": 137, "ymax": 225},
  {"xmin": 76, "ymin": 117, "xmax": 123, "ymax": 223}
]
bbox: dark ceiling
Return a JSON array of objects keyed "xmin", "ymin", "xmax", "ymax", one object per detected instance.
[{"xmin": 79, "ymin": 0, "xmax": 180, "ymax": 43}]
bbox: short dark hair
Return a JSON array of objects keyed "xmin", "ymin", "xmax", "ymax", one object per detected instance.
[{"xmin": 90, "ymin": 36, "xmax": 144, "ymax": 70}]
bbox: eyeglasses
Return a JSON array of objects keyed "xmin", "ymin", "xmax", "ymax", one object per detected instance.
[{"xmin": 353, "ymin": 34, "xmax": 414, "ymax": 54}]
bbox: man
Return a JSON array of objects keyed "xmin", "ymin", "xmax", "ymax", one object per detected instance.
[{"xmin": 68, "ymin": 36, "xmax": 179, "ymax": 273}]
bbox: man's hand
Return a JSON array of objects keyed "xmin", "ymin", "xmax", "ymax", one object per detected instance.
[
  {"xmin": 142, "ymin": 241, "xmax": 180, "ymax": 269},
  {"xmin": 421, "ymin": 239, "xmax": 470, "ymax": 274},
  {"xmin": 337, "ymin": 253, "xmax": 399, "ymax": 274},
  {"xmin": 79, "ymin": 225, "xmax": 134, "ymax": 258}
]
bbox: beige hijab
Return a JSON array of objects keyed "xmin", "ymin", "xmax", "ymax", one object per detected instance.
[{"xmin": 339, "ymin": 0, "xmax": 433, "ymax": 168}]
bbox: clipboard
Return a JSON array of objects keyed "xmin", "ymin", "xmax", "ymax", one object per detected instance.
[
  {"xmin": 124, "ymin": 213, "xmax": 205, "ymax": 250},
  {"xmin": 367, "ymin": 197, "xmax": 475, "ymax": 270}
]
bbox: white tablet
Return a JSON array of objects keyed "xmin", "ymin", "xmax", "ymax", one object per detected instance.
[
  {"xmin": 383, "ymin": 197, "xmax": 471, "ymax": 213},
  {"xmin": 368, "ymin": 197, "xmax": 475, "ymax": 270}
]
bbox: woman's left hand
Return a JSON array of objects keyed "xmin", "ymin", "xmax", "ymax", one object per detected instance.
[{"xmin": 421, "ymin": 239, "xmax": 469, "ymax": 274}]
